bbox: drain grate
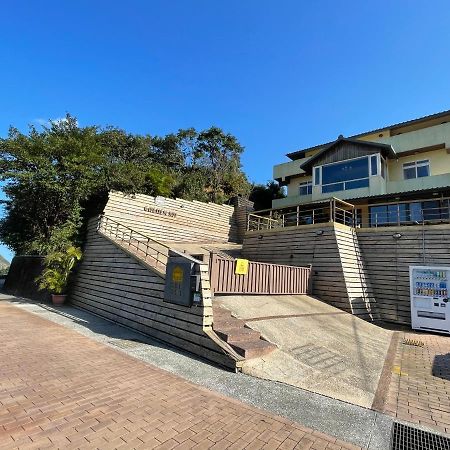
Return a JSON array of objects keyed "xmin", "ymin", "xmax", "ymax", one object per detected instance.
[
  {"xmin": 391, "ymin": 422, "xmax": 450, "ymax": 450},
  {"xmin": 402, "ymin": 338, "xmax": 425, "ymax": 347}
]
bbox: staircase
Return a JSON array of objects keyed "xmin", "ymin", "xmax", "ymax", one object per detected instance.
[
  {"xmin": 213, "ymin": 305, "xmax": 276, "ymax": 359},
  {"xmin": 98, "ymin": 214, "xmax": 276, "ymax": 362},
  {"xmin": 97, "ymin": 215, "xmax": 170, "ymax": 277}
]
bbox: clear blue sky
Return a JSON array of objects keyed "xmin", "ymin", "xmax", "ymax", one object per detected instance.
[{"xmin": 1, "ymin": 0, "xmax": 450, "ymax": 261}]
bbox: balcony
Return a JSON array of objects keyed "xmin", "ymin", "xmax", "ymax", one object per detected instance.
[
  {"xmin": 273, "ymin": 158, "xmax": 311, "ymax": 181},
  {"xmin": 387, "ymin": 173, "xmax": 450, "ymax": 195}
]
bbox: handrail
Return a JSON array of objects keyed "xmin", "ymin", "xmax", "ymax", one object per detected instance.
[
  {"xmin": 97, "ymin": 214, "xmax": 170, "ymax": 271},
  {"xmin": 247, "ymin": 198, "xmax": 356, "ymax": 231}
]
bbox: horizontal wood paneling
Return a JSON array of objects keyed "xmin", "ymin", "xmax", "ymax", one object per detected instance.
[
  {"xmin": 70, "ymin": 218, "xmax": 236, "ymax": 368},
  {"xmin": 242, "ymin": 224, "xmax": 354, "ymax": 313},
  {"xmin": 103, "ymin": 191, "xmax": 240, "ymax": 244},
  {"xmin": 357, "ymin": 225, "xmax": 450, "ymax": 325}
]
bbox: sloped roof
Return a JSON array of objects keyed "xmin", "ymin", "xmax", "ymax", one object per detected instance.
[
  {"xmin": 299, "ymin": 137, "xmax": 396, "ymax": 172},
  {"xmin": 287, "ymin": 109, "xmax": 450, "ymax": 160}
]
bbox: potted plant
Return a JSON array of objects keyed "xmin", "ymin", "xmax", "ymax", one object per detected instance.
[{"xmin": 36, "ymin": 246, "xmax": 82, "ymax": 305}]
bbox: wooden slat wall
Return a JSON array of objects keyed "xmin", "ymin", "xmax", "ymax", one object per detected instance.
[
  {"xmin": 103, "ymin": 191, "xmax": 240, "ymax": 244},
  {"xmin": 313, "ymin": 141, "xmax": 379, "ymax": 167},
  {"xmin": 242, "ymin": 224, "xmax": 352, "ymax": 313},
  {"xmin": 242, "ymin": 223, "xmax": 377, "ymax": 318},
  {"xmin": 356, "ymin": 224, "xmax": 450, "ymax": 325},
  {"xmin": 70, "ymin": 218, "xmax": 236, "ymax": 368}
]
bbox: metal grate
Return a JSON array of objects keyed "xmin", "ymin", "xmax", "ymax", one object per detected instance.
[
  {"xmin": 402, "ymin": 339, "xmax": 425, "ymax": 347},
  {"xmin": 391, "ymin": 422, "xmax": 450, "ymax": 450}
]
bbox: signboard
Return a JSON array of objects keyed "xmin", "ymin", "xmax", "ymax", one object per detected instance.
[
  {"xmin": 164, "ymin": 261, "xmax": 193, "ymax": 307},
  {"xmin": 144, "ymin": 206, "xmax": 177, "ymax": 218},
  {"xmin": 172, "ymin": 265, "xmax": 184, "ymax": 282},
  {"xmin": 235, "ymin": 259, "xmax": 249, "ymax": 275}
]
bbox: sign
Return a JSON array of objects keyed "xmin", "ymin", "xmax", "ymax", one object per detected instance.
[
  {"xmin": 172, "ymin": 265, "xmax": 184, "ymax": 282},
  {"xmin": 235, "ymin": 259, "xmax": 249, "ymax": 275},
  {"xmin": 144, "ymin": 206, "xmax": 177, "ymax": 218}
]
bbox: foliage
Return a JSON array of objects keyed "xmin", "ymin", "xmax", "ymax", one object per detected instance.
[
  {"xmin": 0, "ymin": 114, "xmax": 251, "ymax": 255},
  {"xmin": 36, "ymin": 246, "xmax": 82, "ymax": 294},
  {"xmin": 249, "ymin": 181, "xmax": 286, "ymax": 211}
]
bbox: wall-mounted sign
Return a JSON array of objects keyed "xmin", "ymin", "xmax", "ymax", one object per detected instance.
[
  {"xmin": 235, "ymin": 259, "xmax": 249, "ymax": 275},
  {"xmin": 144, "ymin": 206, "xmax": 177, "ymax": 218},
  {"xmin": 172, "ymin": 265, "xmax": 184, "ymax": 282}
]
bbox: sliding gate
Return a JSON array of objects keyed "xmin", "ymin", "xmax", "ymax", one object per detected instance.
[{"xmin": 209, "ymin": 254, "xmax": 311, "ymax": 295}]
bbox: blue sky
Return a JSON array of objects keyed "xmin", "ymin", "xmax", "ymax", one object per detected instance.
[{"xmin": 1, "ymin": 1, "xmax": 450, "ymax": 261}]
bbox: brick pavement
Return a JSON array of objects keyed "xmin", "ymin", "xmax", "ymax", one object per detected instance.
[
  {"xmin": 383, "ymin": 330, "xmax": 450, "ymax": 434},
  {"xmin": 0, "ymin": 303, "xmax": 360, "ymax": 450}
]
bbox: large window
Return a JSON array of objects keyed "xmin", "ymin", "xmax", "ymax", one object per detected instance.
[
  {"xmin": 299, "ymin": 181, "xmax": 312, "ymax": 196},
  {"xmin": 320, "ymin": 155, "xmax": 371, "ymax": 194},
  {"xmin": 403, "ymin": 160, "xmax": 430, "ymax": 180},
  {"xmin": 370, "ymin": 199, "xmax": 448, "ymax": 226}
]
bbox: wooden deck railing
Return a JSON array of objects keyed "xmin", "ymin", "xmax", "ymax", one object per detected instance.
[
  {"xmin": 209, "ymin": 254, "xmax": 311, "ymax": 295},
  {"xmin": 247, "ymin": 198, "xmax": 356, "ymax": 231},
  {"xmin": 97, "ymin": 214, "xmax": 170, "ymax": 273}
]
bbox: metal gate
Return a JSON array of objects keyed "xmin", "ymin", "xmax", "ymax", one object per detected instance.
[{"xmin": 209, "ymin": 254, "xmax": 311, "ymax": 295}]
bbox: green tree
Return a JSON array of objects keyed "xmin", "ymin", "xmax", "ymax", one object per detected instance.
[
  {"xmin": 193, "ymin": 127, "xmax": 250, "ymax": 203},
  {"xmin": 249, "ymin": 181, "xmax": 286, "ymax": 211},
  {"xmin": 0, "ymin": 116, "xmax": 251, "ymax": 255}
]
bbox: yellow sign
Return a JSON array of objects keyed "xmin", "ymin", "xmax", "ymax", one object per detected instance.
[
  {"xmin": 235, "ymin": 259, "xmax": 249, "ymax": 275},
  {"xmin": 172, "ymin": 266, "xmax": 184, "ymax": 282}
]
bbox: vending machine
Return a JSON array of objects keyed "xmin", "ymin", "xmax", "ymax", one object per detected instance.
[{"xmin": 410, "ymin": 265, "xmax": 450, "ymax": 334}]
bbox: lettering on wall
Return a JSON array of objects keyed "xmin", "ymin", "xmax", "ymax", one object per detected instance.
[{"xmin": 144, "ymin": 206, "xmax": 177, "ymax": 218}]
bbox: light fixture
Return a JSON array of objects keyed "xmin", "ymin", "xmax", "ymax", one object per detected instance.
[
  {"xmin": 315, "ymin": 230, "xmax": 324, "ymax": 236},
  {"xmin": 392, "ymin": 233, "xmax": 402, "ymax": 240},
  {"xmin": 258, "ymin": 235, "xmax": 263, "ymax": 240}
]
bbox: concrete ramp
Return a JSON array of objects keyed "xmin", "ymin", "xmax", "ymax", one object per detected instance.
[{"xmin": 215, "ymin": 294, "xmax": 393, "ymax": 409}]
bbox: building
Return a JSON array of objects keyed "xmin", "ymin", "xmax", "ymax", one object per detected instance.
[{"xmin": 273, "ymin": 110, "xmax": 450, "ymax": 227}]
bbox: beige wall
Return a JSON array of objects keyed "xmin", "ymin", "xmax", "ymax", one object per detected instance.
[
  {"xmin": 287, "ymin": 175, "xmax": 312, "ymax": 197},
  {"xmin": 104, "ymin": 191, "xmax": 240, "ymax": 244},
  {"xmin": 387, "ymin": 148, "xmax": 450, "ymax": 181}
]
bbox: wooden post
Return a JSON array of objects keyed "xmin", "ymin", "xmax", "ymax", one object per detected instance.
[
  {"xmin": 329, "ymin": 199, "xmax": 334, "ymax": 222},
  {"xmin": 296, "ymin": 206, "xmax": 299, "ymax": 226}
]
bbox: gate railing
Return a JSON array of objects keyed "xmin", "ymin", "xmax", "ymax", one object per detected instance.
[
  {"xmin": 97, "ymin": 214, "xmax": 170, "ymax": 273},
  {"xmin": 209, "ymin": 253, "xmax": 311, "ymax": 295}
]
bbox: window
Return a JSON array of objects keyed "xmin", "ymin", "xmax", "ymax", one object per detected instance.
[
  {"xmin": 369, "ymin": 199, "xmax": 448, "ymax": 227},
  {"xmin": 321, "ymin": 156, "xmax": 369, "ymax": 193},
  {"xmin": 370, "ymin": 154, "xmax": 378, "ymax": 176},
  {"xmin": 403, "ymin": 160, "xmax": 430, "ymax": 180},
  {"xmin": 314, "ymin": 167, "xmax": 321, "ymax": 186},
  {"xmin": 299, "ymin": 181, "xmax": 312, "ymax": 196}
]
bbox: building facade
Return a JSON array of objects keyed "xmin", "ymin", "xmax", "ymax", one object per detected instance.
[{"xmin": 273, "ymin": 110, "xmax": 450, "ymax": 227}]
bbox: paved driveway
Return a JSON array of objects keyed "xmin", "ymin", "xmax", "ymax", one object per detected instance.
[
  {"xmin": 216, "ymin": 295, "xmax": 393, "ymax": 409},
  {"xmin": 0, "ymin": 302, "xmax": 358, "ymax": 450}
]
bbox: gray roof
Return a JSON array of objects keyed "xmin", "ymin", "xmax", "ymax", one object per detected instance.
[
  {"xmin": 287, "ymin": 109, "xmax": 450, "ymax": 161},
  {"xmin": 299, "ymin": 137, "xmax": 396, "ymax": 172}
]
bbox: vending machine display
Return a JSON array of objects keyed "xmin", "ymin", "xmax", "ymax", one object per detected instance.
[{"xmin": 410, "ymin": 265, "xmax": 450, "ymax": 334}]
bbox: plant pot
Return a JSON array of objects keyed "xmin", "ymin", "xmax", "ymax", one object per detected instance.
[{"xmin": 51, "ymin": 294, "xmax": 67, "ymax": 306}]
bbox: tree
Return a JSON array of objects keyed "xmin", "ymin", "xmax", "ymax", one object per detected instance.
[
  {"xmin": 0, "ymin": 115, "xmax": 105, "ymax": 254},
  {"xmin": 193, "ymin": 127, "xmax": 250, "ymax": 202},
  {"xmin": 0, "ymin": 115, "xmax": 252, "ymax": 256},
  {"xmin": 249, "ymin": 181, "xmax": 286, "ymax": 211}
]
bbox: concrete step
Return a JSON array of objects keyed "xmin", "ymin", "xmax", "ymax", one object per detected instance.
[
  {"xmin": 229, "ymin": 340, "xmax": 277, "ymax": 359},
  {"xmin": 215, "ymin": 326, "xmax": 261, "ymax": 343},
  {"xmin": 213, "ymin": 317, "xmax": 247, "ymax": 329},
  {"xmin": 213, "ymin": 304, "xmax": 276, "ymax": 360}
]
